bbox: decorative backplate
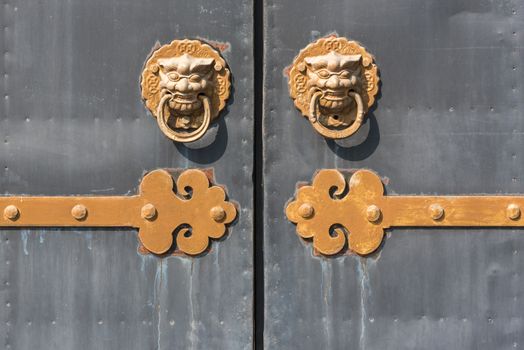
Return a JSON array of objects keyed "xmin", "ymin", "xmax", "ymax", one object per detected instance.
[
  {"xmin": 0, "ymin": 169, "xmax": 237, "ymax": 256},
  {"xmin": 141, "ymin": 39, "xmax": 231, "ymax": 142},
  {"xmin": 286, "ymin": 169, "xmax": 524, "ymax": 256},
  {"xmin": 289, "ymin": 36, "xmax": 379, "ymax": 139}
]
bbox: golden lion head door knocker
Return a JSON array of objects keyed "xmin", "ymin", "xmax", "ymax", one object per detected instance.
[
  {"xmin": 289, "ymin": 36, "xmax": 380, "ymax": 139},
  {"xmin": 141, "ymin": 39, "xmax": 231, "ymax": 143}
]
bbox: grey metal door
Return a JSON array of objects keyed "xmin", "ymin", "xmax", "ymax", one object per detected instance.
[
  {"xmin": 4, "ymin": 0, "xmax": 524, "ymax": 349},
  {"xmin": 0, "ymin": 1, "xmax": 253, "ymax": 349},
  {"xmin": 263, "ymin": 0, "xmax": 524, "ymax": 349}
]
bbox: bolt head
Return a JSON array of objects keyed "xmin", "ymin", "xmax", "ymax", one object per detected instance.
[
  {"xmin": 71, "ymin": 204, "xmax": 87, "ymax": 220},
  {"xmin": 429, "ymin": 204, "xmax": 444, "ymax": 220},
  {"xmin": 4, "ymin": 205, "xmax": 19, "ymax": 220},
  {"xmin": 507, "ymin": 203, "xmax": 521, "ymax": 220},
  {"xmin": 141, "ymin": 203, "xmax": 157, "ymax": 220},
  {"xmin": 366, "ymin": 205, "xmax": 381, "ymax": 222},
  {"xmin": 298, "ymin": 203, "xmax": 314, "ymax": 219},
  {"xmin": 210, "ymin": 206, "xmax": 226, "ymax": 222}
]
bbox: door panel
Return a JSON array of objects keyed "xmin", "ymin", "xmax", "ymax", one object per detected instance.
[
  {"xmin": 263, "ymin": 0, "xmax": 524, "ymax": 348},
  {"xmin": 4, "ymin": 0, "xmax": 524, "ymax": 348},
  {"xmin": 0, "ymin": 1, "xmax": 253, "ymax": 349}
]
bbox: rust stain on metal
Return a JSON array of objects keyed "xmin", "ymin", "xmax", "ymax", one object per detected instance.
[
  {"xmin": 286, "ymin": 169, "xmax": 524, "ymax": 256},
  {"xmin": 200, "ymin": 38, "xmax": 231, "ymax": 53},
  {"xmin": 0, "ymin": 169, "xmax": 237, "ymax": 256},
  {"xmin": 282, "ymin": 65, "xmax": 292, "ymax": 77}
]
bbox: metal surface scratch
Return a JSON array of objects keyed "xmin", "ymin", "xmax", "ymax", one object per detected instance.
[
  {"xmin": 320, "ymin": 259, "xmax": 333, "ymax": 349},
  {"xmin": 189, "ymin": 260, "xmax": 197, "ymax": 350},
  {"xmin": 356, "ymin": 257, "xmax": 369, "ymax": 349},
  {"xmin": 20, "ymin": 229, "xmax": 29, "ymax": 255},
  {"xmin": 154, "ymin": 259, "xmax": 166, "ymax": 350}
]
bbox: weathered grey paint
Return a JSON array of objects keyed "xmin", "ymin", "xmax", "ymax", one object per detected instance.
[
  {"xmin": 0, "ymin": 0, "xmax": 253, "ymax": 349},
  {"xmin": 264, "ymin": 0, "xmax": 524, "ymax": 349}
]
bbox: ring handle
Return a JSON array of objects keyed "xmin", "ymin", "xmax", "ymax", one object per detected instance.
[
  {"xmin": 156, "ymin": 95, "xmax": 211, "ymax": 143},
  {"xmin": 308, "ymin": 91, "xmax": 365, "ymax": 139}
]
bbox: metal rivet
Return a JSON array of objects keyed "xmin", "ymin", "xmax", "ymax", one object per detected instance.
[
  {"xmin": 366, "ymin": 205, "xmax": 381, "ymax": 222},
  {"xmin": 210, "ymin": 206, "xmax": 226, "ymax": 222},
  {"xmin": 141, "ymin": 203, "xmax": 157, "ymax": 220},
  {"xmin": 298, "ymin": 203, "xmax": 314, "ymax": 219},
  {"xmin": 507, "ymin": 203, "xmax": 521, "ymax": 220},
  {"xmin": 3, "ymin": 205, "xmax": 18, "ymax": 220},
  {"xmin": 429, "ymin": 204, "xmax": 444, "ymax": 220},
  {"xmin": 71, "ymin": 204, "xmax": 87, "ymax": 220}
]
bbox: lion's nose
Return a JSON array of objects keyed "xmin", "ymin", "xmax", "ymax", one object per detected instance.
[
  {"xmin": 325, "ymin": 75, "xmax": 340, "ymax": 89},
  {"xmin": 175, "ymin": 78, "xmax": 191, "ymax": 92}
]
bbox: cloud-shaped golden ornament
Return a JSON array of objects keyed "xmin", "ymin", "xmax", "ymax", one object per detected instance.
[
  {"xmin": 138, "ymin": 169, "xmax": 237, "ymax": 255},
  {"xmin": 286, "ymin": 169, "xmax": 386, "ymax": 256}
]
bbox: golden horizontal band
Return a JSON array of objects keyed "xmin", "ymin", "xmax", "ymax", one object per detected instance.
[
  {"xmin": 286, "ymin": 169, "xmax": 524, "ymax": 256},
  {"xmin": 0, "ymin": 169, "xmax": 236, "ymax": 256}
]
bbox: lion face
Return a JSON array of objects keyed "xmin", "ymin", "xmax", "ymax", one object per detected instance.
[
  {"xmin": 305, "ymin": 51, "xmax": 362, "ymax": 113},
  {"xmin": 157, "ymin": 54, "xmax": 215, "ymax": 127},
  {"xmin": 288, "ymin": 37, "xmax": 380, "ymax": 139},
  {"xmin": 141, "ymin": 39, "xmax": 231, "ymax": 142}
]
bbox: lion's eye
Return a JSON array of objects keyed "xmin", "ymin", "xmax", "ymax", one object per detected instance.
[
  {"xmin": 189, "ymin": 74, "xmax": 202, "ymax": 83},
  {"xmin": 167, "ymin": 72, "xmax": 180, "ymax": 81},
  {"xmin": 317, "ymin": 70, "xmax": 331, "ymax": 79},
  {"xmin": 339, "ymin": 71, "xmax": 352, "ymax": 79}
]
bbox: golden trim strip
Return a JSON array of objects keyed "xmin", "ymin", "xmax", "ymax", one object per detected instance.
[
  {"xmin": 1, "ymin": 169, "xmax": 237, "ymax": 256},
  {"xmin": 286, "ymin": 169, "xmax": 523, "ymax": 256}
]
